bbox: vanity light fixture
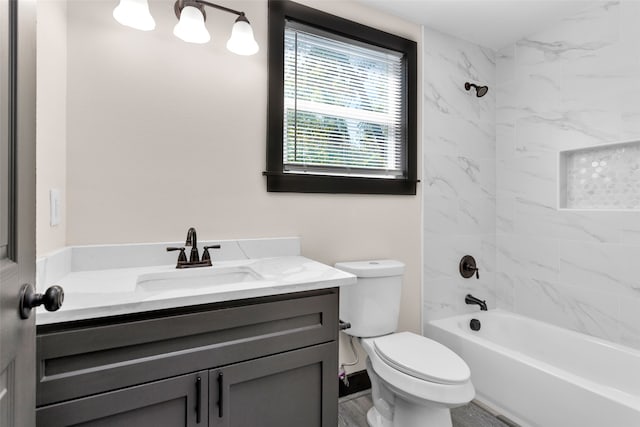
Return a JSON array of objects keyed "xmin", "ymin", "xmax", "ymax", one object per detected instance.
[
  {"xmin": 113, "ymin": 0, "xmax": 156, "ymax": 31},
  {"xmin": 173, "ymin": 3, "xmax": 211, "ymax": 44},
  {"xmin": 113, "ymin": 0, "xmax": 259, "ymax": 56}
]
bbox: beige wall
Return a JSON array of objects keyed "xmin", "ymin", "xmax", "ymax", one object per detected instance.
[
  {"xmin": 36, "ymin": 0, "xmax": 67, "ymax": 255},
  {"xmin": 38, "ymin": 0, "xmax": 422, "ymax": 372}
]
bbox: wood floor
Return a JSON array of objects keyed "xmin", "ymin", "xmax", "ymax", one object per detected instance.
[{"xmin": 338, "ymin": 391, "xmax": 514, "ymax": 427}]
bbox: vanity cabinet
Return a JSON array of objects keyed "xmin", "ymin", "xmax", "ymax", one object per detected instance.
[
  {"xmin": 210, "ymin": 344, "xmax": 333, "ymax": 427},
  {"xmin": 35, "ymin": 289, "xmax": 338, "ymax": 427},
  {"xmin": 34, "ymin": 370, "xmax": 208, "ymax": 427}
]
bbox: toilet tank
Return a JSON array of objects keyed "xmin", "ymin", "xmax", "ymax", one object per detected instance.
[{"xmin": 335, "ymin": 260, "xmax": 405, "ymax": 338}]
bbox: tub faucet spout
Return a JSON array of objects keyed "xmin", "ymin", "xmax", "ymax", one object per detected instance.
[{"xmin": 465, "ymin": 294, "xmax": 487, "ymax": 311}]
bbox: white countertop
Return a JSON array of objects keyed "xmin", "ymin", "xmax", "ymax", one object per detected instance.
[{"xmin": 36, "ymin": 256, "xmax": 356, "ymax": 325}]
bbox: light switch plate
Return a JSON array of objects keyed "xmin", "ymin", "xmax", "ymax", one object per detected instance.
[{"xmin": 50, "ymin": 188, "xmax": 61, "ymax": 226}]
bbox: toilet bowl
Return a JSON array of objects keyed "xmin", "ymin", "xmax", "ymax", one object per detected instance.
[
  {"xmin": 336, "ymin": 260, "xmax": 475, "ymax": 427},
  {"xmin": 361, "ymin": 332, "xmax": 474, "ymax": 427}
]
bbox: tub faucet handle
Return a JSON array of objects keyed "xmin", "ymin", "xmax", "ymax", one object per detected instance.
[
  {"xmin": 460, "ymin": 255, "xmax": 479, "ymax": 279},
  {"xmin": 471, "ymin": 266, "xmax": 479, "ymax": 279}
]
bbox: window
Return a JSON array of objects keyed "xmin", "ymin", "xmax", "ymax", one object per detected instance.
[{"xmin": 266, "ymin": 0, "xmax": 417, "ymax": 194}]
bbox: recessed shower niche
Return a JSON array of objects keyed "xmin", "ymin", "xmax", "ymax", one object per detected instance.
[{"xmin": 559, "ymin": 141, "xmax": 640, "ymax": 210}]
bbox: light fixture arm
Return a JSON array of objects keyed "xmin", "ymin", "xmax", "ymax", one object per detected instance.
[
  {"xmin": 196, "ymin": 0, "xmax": 244, "ymax": 17},
  {"xmin": 174, "ymin": 0, "xmax": 247, "ymax": 21}
]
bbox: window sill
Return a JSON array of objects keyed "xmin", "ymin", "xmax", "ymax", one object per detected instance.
[{"xmin": 263, "ymin": 172, "xmax": 417, "ymax": 195}]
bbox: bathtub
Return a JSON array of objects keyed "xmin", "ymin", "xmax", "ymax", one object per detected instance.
[{"xmin": 424, "ymin": 310, "xmax": 640, "ymax": 427}]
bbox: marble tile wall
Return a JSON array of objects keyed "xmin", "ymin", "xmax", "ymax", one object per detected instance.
[
  {"xmin": 495, "ymin": 1, "xmax": 640, "ymax": 349},
  {"xmin": 422, "ymin": 27, "xmax": 496, "ymax": 323}
]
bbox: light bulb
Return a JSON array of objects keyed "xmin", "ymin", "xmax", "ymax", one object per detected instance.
[
  {"xmin": 113, "ymin": 0, "xmax": 156, "ymax": 31},
  {"xmin": 226, "ymin": 15, "xmax": 259, "ymax": 56},
  {"xmin": 173, "ymin": 5, "xmax": 211, "ymax": 44}
]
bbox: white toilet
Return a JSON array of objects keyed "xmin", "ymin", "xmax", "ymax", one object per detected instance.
[{"xmin": 336, "ymin": 260, "xmax": 475, "ymax": 427}]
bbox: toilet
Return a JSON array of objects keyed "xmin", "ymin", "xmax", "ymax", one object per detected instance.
[{"xmin": 336, "ymin": 260, "xmax": 474, "ymax": 427}]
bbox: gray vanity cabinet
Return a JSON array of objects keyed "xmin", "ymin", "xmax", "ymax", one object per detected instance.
[
  {"xmin": 210, "ymin": 343, "xmax": 335, "ymax": 427},
  {"xmin": 35, "ymin": 370, "xmax": 208, "ymax": 427},
  {"xmin": 35, "ymin": 289, "xmax": 339, "ymax": 427}
]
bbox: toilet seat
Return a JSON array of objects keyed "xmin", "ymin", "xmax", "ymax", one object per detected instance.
[
  {"xmin": 373, "ymin": 332, "xmax": 470, "ymax": 385},
  {"xmin": 361, "ymin": 333, "xmax": 475, "ymax": 407}
]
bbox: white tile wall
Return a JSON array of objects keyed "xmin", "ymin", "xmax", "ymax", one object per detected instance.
[
  {"xmin": 423, "ymin": 1, "xmax": 640, "ymax": 351},
  {"xmin": 422, "ymin": 27, "xmax": 496, "ymax": 323},
  {"xmin": 494, "ymin": 1, "xmax": 640, "ymax": 350}
]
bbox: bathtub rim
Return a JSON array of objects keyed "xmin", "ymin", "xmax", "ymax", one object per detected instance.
[{"xmin": 425, "ymin": 309, "xmax": 640, "ymax": 412}]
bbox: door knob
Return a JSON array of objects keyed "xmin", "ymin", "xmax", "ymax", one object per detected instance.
[{"xmin": 19, "ymin": 283, "xmax": 64, "ymax": 319}]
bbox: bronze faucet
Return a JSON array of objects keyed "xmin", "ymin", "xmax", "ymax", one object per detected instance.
[
  {"xmin": 185, "ymin": 227, "xmax": 199, "ymax": 263},
  {"xmin": 465, "ymin": 294, "xmax": 488, "ymax": 311},
  {"xmin": 167, "ymin": 227, "xmax": 220, "ymax": 269}
]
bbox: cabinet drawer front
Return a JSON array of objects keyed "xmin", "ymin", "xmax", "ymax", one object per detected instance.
[
  {"xmin": 37, "ymin": 289, "xmax": 338, "ymax": 406},
  {"xmin": 36, "ymin": 371, "xmax": 207, "ymax": 427}
]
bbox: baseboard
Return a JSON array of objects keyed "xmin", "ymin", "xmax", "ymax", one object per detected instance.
[
  {"xmin": 472, "ymin": 399, "xmax": 522, "ymax": 427},
  {"xmin": 338, "ymin": 370, "xmax": 371, "ymax": 397}
]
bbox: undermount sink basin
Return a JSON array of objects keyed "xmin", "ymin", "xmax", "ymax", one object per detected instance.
[{"xmin": 136, "ymin": 266, "xmax": 262, "ymax": 291}]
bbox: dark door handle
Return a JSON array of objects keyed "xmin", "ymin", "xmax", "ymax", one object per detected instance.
[
  {"xmin": 195, "ymin": 376, "xmax": 202, "ymax": 423},
  {"xmin": 217, "ymin": 371, "xmax": 223, "ymax": 418},
  {"xmin": 19, "ymin": 283, "xmax": 64, "ymax": 319}
]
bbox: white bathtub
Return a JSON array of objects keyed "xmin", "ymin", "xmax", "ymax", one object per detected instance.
[{"xmin": 424, "ymin": 310, "xmax": 640, "ymax": 427}]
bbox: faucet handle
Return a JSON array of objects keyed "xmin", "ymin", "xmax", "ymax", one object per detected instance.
[
  {"xmin": 202, "ymin": 245, "xmax": 221, "ymax": 263},
  {"xmin": 459, "ymin": 255, "xmax": 479, "ymax": 279},
  {"xmin": 167, "ymin": 247, "xmax": 188, "ymax": 264}
]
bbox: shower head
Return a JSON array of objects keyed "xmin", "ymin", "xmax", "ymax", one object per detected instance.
[{"xmin": 465, "ymin": 82, "xmax": 488, "ymax": 98}]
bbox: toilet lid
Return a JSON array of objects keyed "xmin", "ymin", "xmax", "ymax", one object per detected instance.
[{"xmin": 373, "ymin": 332, "xmax": 470, "ymax": 385}]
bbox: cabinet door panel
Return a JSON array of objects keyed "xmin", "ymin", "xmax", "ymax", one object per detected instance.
[
  {"xmin": 36, "ymin": 371, "xmax": 208, "ymax": 427},
  {"xmin": 72, "ymin": 399, "xmax": 185, "ymax": 427},
  {"xmin": 210, "ymin": 343, "xmax": 337, "ymax": 427}
]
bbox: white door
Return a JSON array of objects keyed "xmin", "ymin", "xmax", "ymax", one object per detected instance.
[{"xmin": 0, "ymin": 0, "xmax": 38, "ymax": 425}]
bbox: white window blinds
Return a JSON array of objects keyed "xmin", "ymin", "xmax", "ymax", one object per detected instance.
[{"xmin": 283, "ymin": 21, "xmax": 406, "ymax": 179}]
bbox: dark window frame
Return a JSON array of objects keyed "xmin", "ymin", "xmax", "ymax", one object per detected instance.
[{"xmin": 266, "ymin": 0, "xmax": 418, "ymax": 195}]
